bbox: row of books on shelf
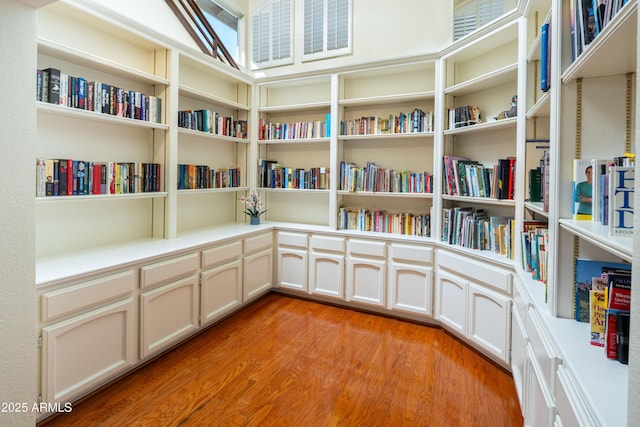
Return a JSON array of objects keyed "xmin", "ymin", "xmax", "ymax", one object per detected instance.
[
  {"xmin": 339, "ymin": 109, "xmax": 434, "ymax": 136},
  {"xmin": 338, "ymin": 161, "xmax": 432, "ymax": 194},
  {"xmin": 448, "ymin": 105, "xmax": 482, "ymax": 129},
  {"xmin": 36, "ymin": 67, "xmax": 162, "ymax": 123},
  {"xmin": 520, "ymin": 220, "xmax": 549, "ymax": 287},
  {"xmin": 337, "ymin": 208, "xmax": 431, "ymax": 237},
  {"xmin": 572, "ymin": 155, "xmax": 634, "ymax": 237},
  {"xmin": 441, "ymin": 207, "xmax": 515, "ymax": 259},
  {"xmin": 443, "ymin": 156, "xmax": 516, "ymax": 200},
  {"xmin": 258, "ymin": 159, "xmax": 329, "ymax": 190},
  {"xmin": 571, "ymin": 0, "xmax": 630, "ymax": 61},
  {"xmin": 574, "ymin": 258, "xmax": 631, "ymax": 364},
  {"xmin": 258, "ymin": 117, "xmax": 329, "ymax": 140},
  {"xmin": 177, "ymin": 164, "xmax": 242, "ymax": 190},
  {"xmin": 36, "ymin": 158, "xmax": 161, "ymax": 197},
  {"xmin": 177, "ymin": 109, "xmax": 248, "ymax": 139},
  {"xmin": 528, "ymin": 149, "xmax": 550, "ymax": 210}
]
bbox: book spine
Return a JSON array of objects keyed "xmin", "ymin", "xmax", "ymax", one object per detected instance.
[{"xmin": 540, "ymin": 23, "xmax": 550, "ymax": 91}]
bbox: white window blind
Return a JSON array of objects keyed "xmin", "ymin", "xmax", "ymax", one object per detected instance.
[
  {"xmin": 304, "ymin": 0, "xmax": 351, "ymax": 60},
  {"xmin": 454, "ymin": 0, "xmax": 505, "ymax": 41},
  {"xmin": 252, "ymin": 0, "xmax": 293, "ymax": 68}
]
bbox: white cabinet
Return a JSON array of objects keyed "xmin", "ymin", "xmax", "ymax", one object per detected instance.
[
  {"xmin": 309, "ymin": 234, "xmax": 344, "ymax": 299},
  {"xmin": 436, "ymin": 250, "xmax": 512, "ymax": 364},
  {"xmin": 139, "ymin": 252, "xmax": 201, "ymax": 358},
  {"xmin": 468, "ymin": 282, "xmax": 512, "ymax": 362},
  {"xmin": 511, "ymin": 304, "xmax": 528, "ymax": 409},
  {"xmin": 200, "ymin": 240, "xmax": 243, "ymax": 326},
  {"xmin": 39, "ymin": 270, "xmax": 136, "ymax": 404},
  {"xmin": 41, "ymin": 298, "xmax": 135, "ymax": 404},
  {"xmin": 524, "ymin": 343, "xmax": 556, "ymax": 427},
  {"xmin": 346, "ymin": 239, "xmax": 387, "ymax": 307},
  {"xmin": 555, "ymin": 365, "xmax": 597, "ymax": 427},
  {"xmin": 140, "ymin": 274, "xmax": 200, "ymax": 358},
  {"xmin": 435, "ymin": 268, "xmax": 468, "ymax": 335},
  {"xmin": 277, "ymin": 231, "xmax": 308, "ymax": 292},
  {"xmin": 243, "ymin": 232, "xmax": 273, "ymax": 301},
  {"xmin": 388, "ymin": 243, "xmax": 433, "ymax": 316}
]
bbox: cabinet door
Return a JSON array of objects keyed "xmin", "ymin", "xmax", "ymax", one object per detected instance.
[
  {"xmin": 388, "ymin": 262, "xmax": 433, "ymax": 316},
  {"xmin": 309, "ymin": 251, "xmax": 344, "ymax": 299},
  {"xmin": 524, "ymin": 343, "xmax": 556, "ymax": 427},
  {"xmin": 555, "ymin": 365, "xmax": 597, "ymax": 427},
  {"xmin": 277, "ymin": 247, "xmax": 308, "ymax": 292},
  {"xmin": 346, "ymin": 256, "xmax": 386, "ymax": 307},
  {"xmin": 41, "ymin": 298, "xmax": 135, "ymax": 403},
  {"xmin": 140, "ymin": 274, "xmax": 200, "ymax": 358},
  {"xmin": 468, "ymin": 282, "xmax": 512, "ymax": 363},
  {"xmin": 201, "ymin": 259, "xmax": 243, "ymax": 326},
  {"xmin": 511, "ymin": 306, "xmax": 528, "ymax": 409},
  {"xmin": 435, "ymin": 269, "xmax": 468, "ymax": 335},
  {"xmin": 244, "ymin": 247, "xmax": 273, "ymax": 301}
]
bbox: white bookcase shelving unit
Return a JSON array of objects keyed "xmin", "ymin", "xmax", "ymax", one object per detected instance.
[{"xmin": 31, "ymin": 1, "xmax": 639, "ymax": 425}]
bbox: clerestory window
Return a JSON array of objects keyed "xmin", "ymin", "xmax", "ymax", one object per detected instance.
[
  {"xmin": 303, "ymin": 0, "xmax": 352, "ymax": 61},
  {"xmin": 251, "ymin": 0, "xmax": 294, "ymax": 69}
]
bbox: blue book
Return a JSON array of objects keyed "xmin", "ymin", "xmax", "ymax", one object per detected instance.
[{"xmin": 540, "ymin": 23, "xmax": 550, "ymax": 92}]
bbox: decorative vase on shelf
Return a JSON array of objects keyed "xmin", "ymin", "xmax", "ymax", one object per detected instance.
[{"xmin": 250, "ymin": 217, "xmax": 260, "ymax": 225}]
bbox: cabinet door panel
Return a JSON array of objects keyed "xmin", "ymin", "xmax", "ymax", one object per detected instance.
[
  {"xmin": 278, "ymin": 247, "xmax": 308, "ymax": 292},
  {"xmin": 435, "ymin": 270, "xmax": 468, "ymax": 335},
  {"xmin": 468, "ymin": 282, "xmax": 511, "ymax": 363},
  {"xmin": 388, "ymin": 263, "xmax": 433, "ymax": 316},
  {"xmin": 511, "ymin": 306, "xmax": 528, "ymax": 409},
  {"xmin": 140, "ymin": 274, "xmax": 200, "ymax": 358},
  {"xmin": 201, "ymin": 259, "xmax": 242, "ymax": 326},
  {"xmin": 524, "ymin": 344, "xmax": 556, "ymax": 427},
  {"xmin": 309, "ymin": 252, "xmax": 344, "ymax": 299},
  {"xmin": 346, "ymin": 257, "xmax": 386, "ymax": 307},
  {"xmin": 244, "ymin": 248, "xmax": 273, "ymax": 301},
  {"xmin": 555, "ymin": 365, "xmax": 597, "ymax": 427},
  {"xmin": 41, "ymin": 298, "xmax": 135, "ymax": 403}
]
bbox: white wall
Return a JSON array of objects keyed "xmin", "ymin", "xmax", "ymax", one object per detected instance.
[
  {"xmin": 88, "ymin": 0, "xmax": 204, "ymax": 51},
  {"xmin": 0, "ymin": 1, "xmax": 37, "ymax": 426},
  {"xmin": 88, "ymin": 0, "xmax": 452, "ymax": 78},
  {"xmin": 253, "ymin": 0, "xmax": 452, "ymax": 78}
]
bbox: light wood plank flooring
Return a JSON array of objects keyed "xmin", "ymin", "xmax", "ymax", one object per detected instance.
[{"xmin": 40, "ymin": 293, "xmax": 523, "ymax": 426}]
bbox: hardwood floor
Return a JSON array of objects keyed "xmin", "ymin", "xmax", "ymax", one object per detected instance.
[{"xmin": 40, "ymin": 293, "xmax": 523, "ymax": 427}]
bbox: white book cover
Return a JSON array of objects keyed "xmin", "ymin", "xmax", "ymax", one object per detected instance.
[{"xmin": 609, "ymin": 166, "xmax": 634, "ymax": 236}]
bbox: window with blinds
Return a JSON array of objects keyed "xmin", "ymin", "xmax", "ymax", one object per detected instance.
[
  {"xmin": 453, "ymin": 0, "xmax": 506, "ymax": 41},
  {"xmin": 252, "ymin": 0, "xmax": 293, "ymax": 68},
  {"xmin": 303, "ymin": 0, "xmax": 352, "ymax": 61}
]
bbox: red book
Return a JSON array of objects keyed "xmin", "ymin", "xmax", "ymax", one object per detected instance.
[{"xmin": 92, "ymin": 163, "xmax": 102, "ymax": 194}]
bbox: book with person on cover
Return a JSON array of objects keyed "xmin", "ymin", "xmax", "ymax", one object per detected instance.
[
  {"xmin": 573, "ymin": 159, "xmax": 594, "ymax": 220},
  {"xmin": 574, "ymin": 258, "xmax": 630, "ymax": 323}
]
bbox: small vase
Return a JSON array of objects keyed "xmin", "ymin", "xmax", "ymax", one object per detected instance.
[{"xmin": 250, "ymin": 217, "xmax": 260, "ymax": 225}]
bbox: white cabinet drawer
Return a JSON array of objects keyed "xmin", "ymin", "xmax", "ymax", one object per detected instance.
[
  {"xmin": 140, "ymin": 253, "xmax": 200, "ymax": 290},
  {"xmin": 41, "ymin": 271, "xmax": 134, "ymax": 322},
  {"xmin": 389, "ymin": 243, "xmax": 433, "ymax": 264},
  {"xmin": 244, "ymin": 232, "xmax": 273, "ymax": 254},
  {"xmin": 310, "ymin": 235, "xmax": 344, "ymax": 252},
  {"xmin": 347, "ymin": 239, "xmax": 386, "ymax": 258},
  {"xmin": 438, "ymin": 250, "xmax": 511, "ymax": 294},
  {"xmin": 277, "ymin": 231, "xmax": 308, "ymax": 248},
  {"xmin": 202, "ymin": 240, "xmax": 242, "ymax": 269}
]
